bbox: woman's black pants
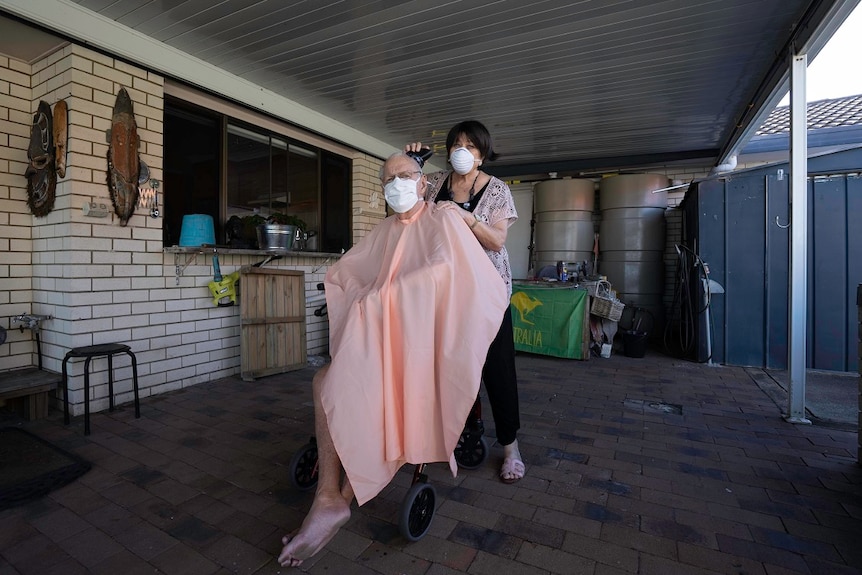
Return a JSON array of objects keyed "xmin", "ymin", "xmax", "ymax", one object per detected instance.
[{"xmin": 481, "ymin": 306, "xmax": 520, "ymax": 446}]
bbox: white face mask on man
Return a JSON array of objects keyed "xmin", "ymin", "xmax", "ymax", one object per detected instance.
[
  {"xmin": 383, "ymin": 175, "xmax": 421, "ymax": 213},
  {"xmin": 449, "ymin": 147, "xmax": 478, "ymax": 175}
]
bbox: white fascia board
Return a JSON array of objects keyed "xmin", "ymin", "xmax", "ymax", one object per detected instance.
[{"xmin": 0, "ymin": 0, "xmax": 393, "ymax": 160}]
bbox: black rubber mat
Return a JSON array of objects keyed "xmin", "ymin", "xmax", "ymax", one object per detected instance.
[{"xmin": 0, "ymin": 427, "xmax": 90, "ymax": 510}]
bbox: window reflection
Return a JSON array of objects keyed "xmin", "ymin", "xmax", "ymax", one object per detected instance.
[
  {"xmin": 226, "ymin": 124, "xmax": 320, "ymax": 233},
  {"xmin": 164, "ymin": 99, "xmax": 350, "ymax": 252}
]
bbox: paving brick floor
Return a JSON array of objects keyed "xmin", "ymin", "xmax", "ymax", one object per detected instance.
[{"xmin": 1, "ymin": 350, "xmax": 860, "ymax": 574}]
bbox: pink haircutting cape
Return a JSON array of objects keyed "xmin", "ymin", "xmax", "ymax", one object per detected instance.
[{"xmin": 321, "ymin": 201, "xmax": 508, "ymax": 505}]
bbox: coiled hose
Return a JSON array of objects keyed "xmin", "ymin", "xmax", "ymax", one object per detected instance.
[{"xmin": 663, "ymin": 244, "xmax": 711, "ymax": 360}]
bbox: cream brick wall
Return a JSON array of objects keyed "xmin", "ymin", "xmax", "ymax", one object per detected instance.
[
  {"xmin": 21, "ymin": 45, "xmax": 168, "ymax": 415},
  {"xmin": 351, "ymin": 154, "xmax": 386, "ymax": 244},
  {"xmin": 1, "ymin": 45, "xmax": 346, "ymax": 417},
  {"xmin": 0, "ymin": 54, "xmax": 34, "ymax": 371}
]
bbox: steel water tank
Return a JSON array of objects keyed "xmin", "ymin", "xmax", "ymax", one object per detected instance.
[
  {"xmin": 533, "ymin": 179, "xmax": 595, "ymax": 271},
  {"xmin": 599, "ymin": 174, "xmax": 668, "ymax": 332}
]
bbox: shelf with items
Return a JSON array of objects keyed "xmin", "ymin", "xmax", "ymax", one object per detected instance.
[{"xmin": 164, "ymin": 245, "xmax": 340, "ymax": 285}]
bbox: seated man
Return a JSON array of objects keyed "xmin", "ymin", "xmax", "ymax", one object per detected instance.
[{"xmin": 278, "ymin": 152, "xmax": 509, "ymax": 568}]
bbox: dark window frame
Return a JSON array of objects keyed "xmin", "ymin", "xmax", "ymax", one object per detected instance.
[{"xmin": 164, "ymin": 96, "xmax": 351, "ymax": 251}]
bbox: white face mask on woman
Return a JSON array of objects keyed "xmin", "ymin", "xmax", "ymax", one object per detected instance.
[
  {"xmin": 383, "ymin": 175, "xmax": 421, "ymax": 213},
  {"xmin": 449, "ymin": 147, "xmax": 478, "ymax": 175}
]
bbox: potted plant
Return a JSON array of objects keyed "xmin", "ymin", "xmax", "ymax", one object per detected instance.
[
  {"xmin": 225, "ymin": 214, "xmax": 266, "ymax": 248},
  {"xmin": 267, "ymin": 212, "xmax": 306, "ymax": 230},
  {"xmin": 240, "ymin": 214, "xmax": 266, "ymax": 249},
  {"xmin": 257, "ymin": 212, "xmax": 306, "ymax": 251}
]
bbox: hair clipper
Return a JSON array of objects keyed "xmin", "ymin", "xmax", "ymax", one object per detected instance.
[{"xmin": 406, "ymin": 147, "xmax": 433, "ymax": 168}]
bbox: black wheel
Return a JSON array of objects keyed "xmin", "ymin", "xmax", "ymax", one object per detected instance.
[
  {"xmin": 288, "ymin": 441, "xmax": 319, "ymax": 491},
  {"xmin": 399, "ymin": 482, "xmax": 436, "ymax": 542},
  {"xmin": 454, "ymin": 432, "xmax": 488, "ymax": 470}
]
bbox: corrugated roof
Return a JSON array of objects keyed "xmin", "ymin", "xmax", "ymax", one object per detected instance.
[
  {"xmin": 2, "ymin": 0, "xmax": 857, "ymax": 178},
  {"xmin": 757, "ymin": 94, "xmax": 862, "ymax": 135}
]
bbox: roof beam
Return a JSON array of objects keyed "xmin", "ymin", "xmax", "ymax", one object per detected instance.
[{"xmin": 486, "ymin": 149, "xmax": 719, "ymax": 179}]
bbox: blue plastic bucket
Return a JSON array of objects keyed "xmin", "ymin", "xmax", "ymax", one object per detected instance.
[{"xmin": 179, "ymin": 214, "xmax": 215, "ymax": 247}]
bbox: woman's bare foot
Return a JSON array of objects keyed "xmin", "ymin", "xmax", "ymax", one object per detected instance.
[{"xmin": 278, "ymin": 493, "xmax": 351, "ymax": 567}]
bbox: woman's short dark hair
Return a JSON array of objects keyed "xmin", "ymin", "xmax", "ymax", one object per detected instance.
[{"xmin": 445, "ymin": 120, "xmax": 499, "ymax": 162}]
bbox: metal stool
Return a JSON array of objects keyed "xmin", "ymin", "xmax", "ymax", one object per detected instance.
[{"xmin": 62, "ymin": 343, "xmax": 140, "ymax": 435}]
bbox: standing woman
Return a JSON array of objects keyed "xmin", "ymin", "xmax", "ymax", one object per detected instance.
[{"xmin": 406, "ymin": 119, "xmax": 524, "ymax": 483}]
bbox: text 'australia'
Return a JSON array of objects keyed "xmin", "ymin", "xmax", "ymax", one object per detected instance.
[{"xmin": 514, "ymin": 327, "xmax": 542, "ymax": 347}]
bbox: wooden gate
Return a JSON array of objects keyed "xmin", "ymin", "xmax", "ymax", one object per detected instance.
[{"xmin": 240, "ymin": 267, "xmax": 306, "ymax": 380}]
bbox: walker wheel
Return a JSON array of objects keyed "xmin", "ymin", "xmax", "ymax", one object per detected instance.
[
  {"xmin": 454, "ymin": 433, "xmax": 488, "ymax": 470},
  {"xmin": 288, "ymin": 439, "xmax": 319, "ymax": 491},
  {"xmin": 399, "ymin": 482, "xmax": 436, "ymax": 542}
]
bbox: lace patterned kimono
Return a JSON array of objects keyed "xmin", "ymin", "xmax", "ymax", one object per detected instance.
[
  {"xmin": 425, "ymin": 171, "xmax": 518, "ymax": 296},
  {"xmin": 320, "ymin": 201, "xmax": 508, "ymax": 505}
]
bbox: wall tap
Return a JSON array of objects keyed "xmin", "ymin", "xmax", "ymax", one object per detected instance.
[{"xmin": 11, "ymin": 313, "xmax": 52, "ymax": 333}]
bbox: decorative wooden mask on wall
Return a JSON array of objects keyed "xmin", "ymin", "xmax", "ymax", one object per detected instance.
[
  {"xmin": 53, "ymin": 99, "xmax": 68, "ymax": 179},
  {"xmin": 107, "ymin": 87, "xmax": 141, "ymax": 226},
  {"xmin": 24, "ymin": 100, "xmax": 56, "ymax": 217}
]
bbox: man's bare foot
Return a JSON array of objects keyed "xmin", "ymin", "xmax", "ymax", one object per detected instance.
[{"xmin": 278, "ymin": 493, "xmax": 351, "ymax": 567}]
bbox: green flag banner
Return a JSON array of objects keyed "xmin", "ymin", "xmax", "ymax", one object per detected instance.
[{"xmin": 510, "ymin": 284, "xmax": 588, "ymax": 359}]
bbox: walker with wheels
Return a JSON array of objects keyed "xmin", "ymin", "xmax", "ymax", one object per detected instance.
[{"xmin": 288, "ymin": 395, "xmax": 489, "ymax": 541}]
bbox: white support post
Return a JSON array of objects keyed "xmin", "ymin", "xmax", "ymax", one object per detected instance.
[{"xmin": 786, "ymin": 51, "xmax": 811, "ymax": 425}]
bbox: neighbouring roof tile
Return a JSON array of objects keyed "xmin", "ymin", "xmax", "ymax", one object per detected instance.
[{"xmin": 756, "ymin": 94, "xmax": 862, "ymax": 135}]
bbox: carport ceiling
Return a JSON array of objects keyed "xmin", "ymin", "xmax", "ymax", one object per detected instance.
[{"xmin": 1, "ymin": 0, "xmax": 858, "ymax": 178}]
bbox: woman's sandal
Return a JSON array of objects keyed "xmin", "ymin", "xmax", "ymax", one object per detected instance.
[{"xmin": 499, "ymin": 457, "xmax": 525, "ymax": 484}]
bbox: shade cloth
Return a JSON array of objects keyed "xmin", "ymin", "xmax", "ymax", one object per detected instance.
[{"xmin": 321, "ymin": 201, "xmax": 508, "ymax": 505}]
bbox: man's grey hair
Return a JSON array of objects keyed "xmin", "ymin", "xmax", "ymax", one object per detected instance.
[{"xmin": 378, "ymin": 152, "xmax": 422, "ymax": 182}]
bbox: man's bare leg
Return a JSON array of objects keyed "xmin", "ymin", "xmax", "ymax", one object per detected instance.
[{"xmin": 279, "ymin": 366, "xmax": 354, "ymax": 567}]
